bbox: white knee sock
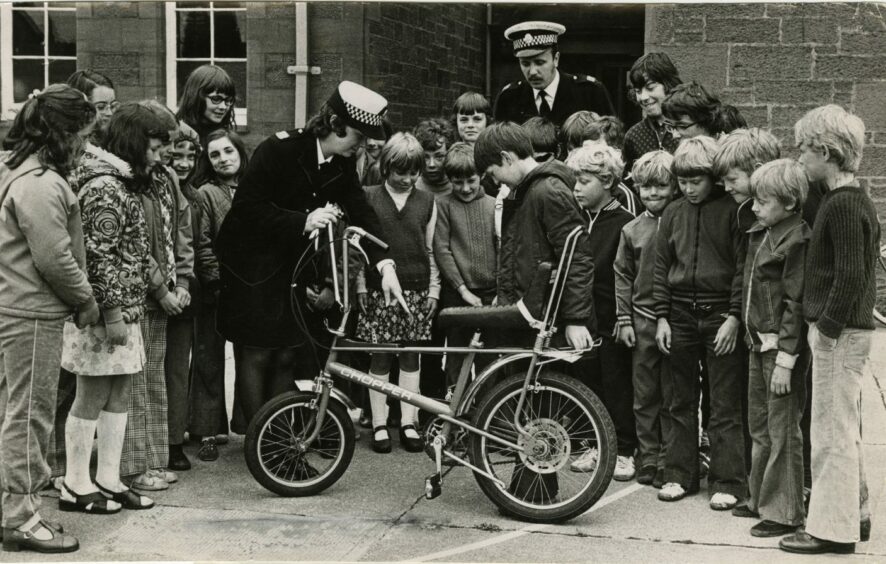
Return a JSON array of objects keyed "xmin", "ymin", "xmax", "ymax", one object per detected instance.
[
  {"xmin": 95, "ymin": 410, "xmax": 128, "ymax": 491},
  {"xmin": 368, "ymin": 371, "xmax": 390, "ymax": 433},
  {"xmin": 399, "ymin": 369, "xmax": 421, "ymax": 433},
  {"xmin": 64, "ymin": 415, "xmax": 98, "ymax": 493}
]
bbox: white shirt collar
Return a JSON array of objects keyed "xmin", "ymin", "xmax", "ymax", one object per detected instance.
[
  {"xmin": 316, "ymin": 138, "xmax": 333, "ymax": 169},
  {"xmin": 533, "ymin": 71, "xmax": 561, "ymax": 110}
]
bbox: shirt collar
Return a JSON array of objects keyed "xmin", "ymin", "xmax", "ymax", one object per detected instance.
[
  {"xmin": 534, "ymin": 71, "xmax": 561, "ymax": 106},
  {"xmin": 316, "ymin": 138, "xmax": 333, "ymax": 169}
]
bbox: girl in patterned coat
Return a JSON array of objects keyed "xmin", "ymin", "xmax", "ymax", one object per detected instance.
[
  {"xmin": 356, "ymin": 132, "xmax": 441, "ymax": 454},
  {"xmin": 60, "ymin": 103, "xmax": 167, "ymax": 513}
]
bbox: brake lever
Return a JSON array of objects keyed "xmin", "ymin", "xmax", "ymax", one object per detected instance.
[{"xmin": 347, "ymin": 231, "xmax": 371, "ymax": 265}]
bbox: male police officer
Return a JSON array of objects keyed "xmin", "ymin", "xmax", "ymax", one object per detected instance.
[{"xmin": 493, "ymin": 21, "xmax": 615, "ymax": 127}]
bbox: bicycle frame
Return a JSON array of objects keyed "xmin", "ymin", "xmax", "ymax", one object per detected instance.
[{"xmin": 300, "ymin": 225, "xmax": 591, "ymax": 478}]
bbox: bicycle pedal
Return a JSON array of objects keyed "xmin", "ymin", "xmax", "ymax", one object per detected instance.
[{"xmin": 424, "ymin": 472, "xmax": 442, "ymax": 499}]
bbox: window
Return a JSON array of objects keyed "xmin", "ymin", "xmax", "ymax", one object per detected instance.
[
  {"xmin": 0, "ymin": 2, "xmax": 77, "ymax": 120},
  {"xmin": 165, "ymin": 1, "xmax": 247, "ymax": 126}
]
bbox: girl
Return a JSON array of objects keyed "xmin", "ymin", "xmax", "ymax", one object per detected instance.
[
  {"xmin": 0, "ymin": 84, "xmax": 96, "ymax": 554},
  {"xmin": 356, "ymin": 132, "xmax": 441, "ymax": 454},
  {"xmin": 175, "ymin": 64, "xmax": 237, "ymax": 142},
  {"xmin": 189, "ymin": 129, "xmax": 248, "ymax": 462},
  {"xmin": 60, "ymin": 103, "xmax": 163, "ymax": 516},
  {"xmin": 66, "ymin": 70, "xmax": 118, "ymax": 144},
  {"xmin": 452, "ymin": 91, "xmax": 491, "ymax": 145}
]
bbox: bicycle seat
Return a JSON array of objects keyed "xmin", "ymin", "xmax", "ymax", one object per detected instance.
[{"xmin": 437, "ymin": 262, "xmax": 552, "ymax": 331}]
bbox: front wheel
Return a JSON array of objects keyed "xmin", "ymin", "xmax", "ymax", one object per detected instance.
[
  {"xmin": 244, "ymin": 391, "xmax": 355, "ymax": 497},
  {"xmin": 469, "ymin": 371, "xmax": 617, "ymax": 523}
]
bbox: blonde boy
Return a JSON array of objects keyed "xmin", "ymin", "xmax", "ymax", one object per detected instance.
[{"xmin": 712, "ymin": 128, "xmax": 781, "ymax": 229}]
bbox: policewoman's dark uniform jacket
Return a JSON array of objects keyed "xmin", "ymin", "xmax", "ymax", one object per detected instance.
[
  {"xmin": 215, "ymin": 128, "xmax": 386, "ymax": 348},
  {"xmin": 493, "ymin": 72, "xmax": 615, "ymax": 127}
]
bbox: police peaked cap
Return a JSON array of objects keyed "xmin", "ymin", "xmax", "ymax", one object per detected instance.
[
  {"xmin": 504, "ymin": 21, "xmax": 566, "ymax": 58},
  {"xmin": 327, "ymin": 81, "xmax": 388, "ymax": 139}
]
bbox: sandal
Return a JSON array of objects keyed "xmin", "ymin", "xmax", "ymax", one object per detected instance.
[
  {"xmin": 129, "ymin": 472, "xmax": 168, "ymax": 492},
  {"xmin": 95, "ymin": 481, "xmax": 155, "ymax": 510},
  {"xmin": 146, "ymin": 468, "xmax": 178, "ymax": 484},
  {"xmin": 58, "ymin": 482, "xmax": 121, "ymax": 514}
]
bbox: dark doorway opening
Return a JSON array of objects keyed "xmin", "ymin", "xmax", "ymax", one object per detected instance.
[{"xmin": 489, "ymin": 4, "xmax": 646, "ymax": 128}]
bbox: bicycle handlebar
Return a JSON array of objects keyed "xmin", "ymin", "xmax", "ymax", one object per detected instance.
[{"xmin": 345, "ymin": 226, "xmax": 389, "ymax": 252}]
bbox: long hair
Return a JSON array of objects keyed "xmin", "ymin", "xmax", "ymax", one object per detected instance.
[
  {"xmin": 2, "ymin": 84, "xmax": 97, "ymax": 176},
  {"xmin": 66, "ymin": 69, "xmax": 115, "ymax": 99},
  {"xmin": 175, "ymin": 64, "xmax": 236, "ymax": 135},
  {"xmin": 102, "ymin": 103, "xmax": 171, "ymax": 188},
  {"xmin": 189, "ymin": 129, "xmax": 249, "ymax": 189}
]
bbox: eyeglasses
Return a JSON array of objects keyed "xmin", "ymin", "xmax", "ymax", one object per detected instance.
[
  {"xmin": 94, "ymin": 100, "xmax": 119, "ymax": 113},
  {"xmin": 663, "ymin": 121, "xmax": 697, "ymax": 133},
  {"xmin": 206, "ymin": 95, "xmax": 234, "ymax": 107}
]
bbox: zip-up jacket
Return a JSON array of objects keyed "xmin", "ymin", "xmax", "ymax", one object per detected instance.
[
  {"xmin": 742, "ymin": 213, "xmax": 810, "ymax": 368},
  {"xmin": 583, "ymin": 199, "xmax": 634, "ymax": 334},
  {"xmin": 615, "ymin": 210, "xmax": 660, "ymax": 328},
  {"xmin": 653, "ymin": 187, "xmax": 745, "ymax": 319},
  {"xmin": 195, "ymin": 181, "xmax": 234, "ymax": 288},
  {"xmin": 498, "ymin": 160, "xmax": 595, "ymax": 326}
]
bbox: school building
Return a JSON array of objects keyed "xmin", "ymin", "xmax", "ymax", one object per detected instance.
[{"xmin": 1, "ymin": 1, "xmax": 884, "ymax": 224}]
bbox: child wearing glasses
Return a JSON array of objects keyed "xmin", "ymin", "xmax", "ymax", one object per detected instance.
[{"xmin": 175, "ymin": 64, "xmax": 237, "ymax": 143}]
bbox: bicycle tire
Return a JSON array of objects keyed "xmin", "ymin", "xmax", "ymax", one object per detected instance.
[
  {"xmin": 874, "ymin": 243, "xmax": 886, "ymax": 326},
  {"xmin": 468, "ymin": 371, "xmax": 617, "ymax": 523},
  {"xmin": 244, "ymin": 391, "xmax": 355, "ymax": 497}
]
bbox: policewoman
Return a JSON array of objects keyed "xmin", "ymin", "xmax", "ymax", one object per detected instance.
[
  {"xmin": 215, "ymin": 81, "xmax": 406, "ymax": 429},
  {"xmin": 493, "ymin": 21, "xmax": 615, "ymax": 127}
]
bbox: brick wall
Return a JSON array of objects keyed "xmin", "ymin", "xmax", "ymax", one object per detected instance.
[
  {"xmin": 363, "ymin": 2, "xmax": 487, "ymax": 130},
  {"xmin": 647, "ymin": 2, "xmax": 886, "ymax": 228}
]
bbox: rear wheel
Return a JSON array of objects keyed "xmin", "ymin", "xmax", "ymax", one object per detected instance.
[
  {"xmin": 244, "ymin": 391, "xmax": 355, "ymax": 497},
  {"xmin": 469, "ymin": 371, "xmax": 616, "ymax": 523}
]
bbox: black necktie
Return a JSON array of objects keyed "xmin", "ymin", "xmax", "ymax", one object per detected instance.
[{"xmin": 537, "ymin": 91, "xmax": 551, "ymax": 117}]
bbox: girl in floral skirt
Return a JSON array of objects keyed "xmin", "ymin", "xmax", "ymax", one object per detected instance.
[{"xmin": 356, "ymin": 132, "xmax": 440, "ymax": 454}]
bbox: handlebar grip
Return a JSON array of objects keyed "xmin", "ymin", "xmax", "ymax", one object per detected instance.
[{"xmin": 354, "ymin": 227, "xmax": 389, "ymax": 251}]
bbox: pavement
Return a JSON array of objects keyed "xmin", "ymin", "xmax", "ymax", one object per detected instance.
[{"xmin": 5, "ymin": 332, "xmax": 886, "ymax": 563}]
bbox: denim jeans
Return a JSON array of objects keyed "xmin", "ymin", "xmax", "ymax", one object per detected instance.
[
  {"xmin": 805, "ymin": 324, "xmax": 871, "ymax": 543},
  {"xmin": 0, "ymin": 314, "xmax": 65, "ymax": 528},
  {"xmin": 747, "ymin": 349, "xmax": 805, "ymax": 525},
  {"xmin": 663, "ymin": 302, "xmax": 746, "ymax": 497},
  {"xmin": 632, "ymin": 314, "xmax": 671, "ymax": 470}
]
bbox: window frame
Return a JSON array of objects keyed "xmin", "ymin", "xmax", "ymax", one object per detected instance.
[
  {"xmin": 164, "ymin": 1, "xmax": 248, "ymax": 127},
  {"xmin": 0, "ymin": 2, "xmax": 78, "ymax": 121}
]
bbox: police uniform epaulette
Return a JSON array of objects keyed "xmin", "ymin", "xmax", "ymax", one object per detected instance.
[
  {"xmin": 574, "ymin": 74, "xmax": 597, "ymax": 84},
  {"xmin": 501, "ymin": 80, "xmax": 523, "ymax": 92},
  {"xmin": 275, "ymin": 130, "xmax": 290, "ymax": 140}
]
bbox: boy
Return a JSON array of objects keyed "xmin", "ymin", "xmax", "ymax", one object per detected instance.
[
  {"xmin": 433, "ymin": 143, "xmax": 497, "ymax": 388},
  {"xmin": 413, "ymin": 117, "xmax": 457, "ymax": 197},
  {"xmin": 712, "ymin": 128, "xmax": 781, "ymax": 231},
  {"xmin": 561, "ymin": 110, "xmax": 600, "ymax": 154},
  {"xmin": 565, "ymin": 143, "xmax": 637, "ymax": 480},
  {"xmin": 521, "ymin": 116, "xmax": 559, "ymax": 162},
  {"xmin": 623, "ymin": 52, "xmax": 682, "ymax": 174},
  {"xmin": 742, "ymin": 159, "xmax": 810, "ymax": 539},
  {"xmin": 780, "ymin": 105, "xmax": 877, "ymax": 556},
  {"xmin": 614, "ymin": 150, "xmax": 678, "ymax": 488},
  {"xmin": 653, "ymin": 136, "xmax": 746, "ymax": 509},
  {"xmin": 572, "ymin": 123, "xmax": 643, "ymax": 216}
]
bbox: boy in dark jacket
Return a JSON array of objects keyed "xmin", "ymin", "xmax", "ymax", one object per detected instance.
[
  {"xmin": 653, "ymin": 136, "xmax": 747, "ymax": 508},
  {"xmin": 742, "ymin": 159, "xmax": 811, "ymax": 539},
  {"xmin": 564, "ymin": 142, "xmax": 637, "ymax": 481}
]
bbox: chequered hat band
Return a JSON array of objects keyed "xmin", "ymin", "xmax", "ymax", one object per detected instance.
[
  {"xmin": 344, "ymin": 101, "xmax": 382, "ymax": 127},
  {"xmin": 513, "ymin": 34, "xmax": 558, "ymax": 50}
]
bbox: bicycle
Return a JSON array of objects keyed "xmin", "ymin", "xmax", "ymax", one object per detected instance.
[{"xmin": 243, "ymin": 224, "xmax": 617, "ymax": 523}]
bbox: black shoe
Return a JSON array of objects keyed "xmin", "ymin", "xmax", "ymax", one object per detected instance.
[
  {"xmin": 861, "ymin": 518, "xmax": 871, "ymax": 542},
  {"xmin": 652, "ymin": 468, "xmax": 665, "ymax": 489},
  {"xmin": 779, "ymin": 531, "xmax": 855, "ymax": 554},
  {"xmin": 371, "ymin": 426, "xmax": 391, "ymax": 453},
  {"xmin": 358, "ymin": 411, "xmax": 372, "ymax": 429},
  {"xmin": 751, "ymin": 520, "xmax": 799, "ymax": 538},
  {"xmin": 168, "ymin": 445, "xmax": 191, "ymax": 471},
  {"xmin": 399, "ymin": 425, "xmax": 424, "ymax": 453},
  {"xmin": 2, "ymin": 521, "xmax": 78, "ymax": 554},
  {"xmin": 732, "ymin": 503, "xmax": 759, "ymax": 518},
  {"xmin": 197, "ymin": 438, "xmax": 219, "ymax": 462},
  {"xmin": 636, "ymin": 465, "xmax": 657, "ymax": 485}
]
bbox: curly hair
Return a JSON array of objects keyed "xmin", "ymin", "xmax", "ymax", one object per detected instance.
[
  {"xmin": 175, "ymin": 64, "xmax": 237, "ymax": 136},
  {"xmin": 2, "ymin": 83, "xmax": 97, "ymax": 176},
  {"xmin": 190, "ymin": 128, "xmax": 249, "ymax": 189},
  {"xmin": 413, "ymin": 117, "xmax": 456, "ymax": 152}
]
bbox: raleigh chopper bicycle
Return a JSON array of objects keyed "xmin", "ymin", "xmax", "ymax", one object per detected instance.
[{"xmin": 244, "ymin": 222, "xmax": 617, "ymax": 523}]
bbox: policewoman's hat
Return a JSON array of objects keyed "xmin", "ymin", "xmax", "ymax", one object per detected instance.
[
  {"xmin": 504, "ymin": 21, "xmax": 566, "ymax": 58},
  {"xmin": 327, "ymin": 81, "xmax": 388, "ymax": 139}
]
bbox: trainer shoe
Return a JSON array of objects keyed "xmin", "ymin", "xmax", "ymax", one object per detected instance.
[
  {"xmin": 570, "ymin": 447, "xmax": 598, "ymax": 473},
  {"xmin": 710, "ymin": 492, "xmax": 738, "ymax": 510},
  {"xmin": 613, "ymin": 455, "xmax": 636, "ymax": 481},
  {"xmin": 658, "ymin": 482, "xmax": 687, "ymax": 501}
]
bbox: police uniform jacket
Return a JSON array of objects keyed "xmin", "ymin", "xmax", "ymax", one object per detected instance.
[
  {"xmin": 493, "ymin": 71, "xmax": 615, "ymax": 127},
  {"xmin": 215, "ymin": 128, "xmax": 386, "ymax": 347}
]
